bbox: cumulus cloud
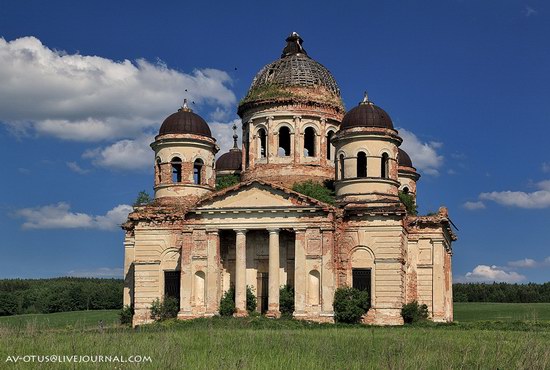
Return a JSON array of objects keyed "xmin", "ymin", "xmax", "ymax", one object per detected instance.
[
  {"xmin": 479, "ymin": 180, "xmax": 550, "ymax": 209},
  {"xmin": 463, "ymin": 201, "xmax": 486, "ymax": 210},
  {"xmin": 66, "ymin": 161, "xmax": 90, "ymax": 174},
  {"xmin": 461, "ymin": 265, "xmax": 526, "ymax": 283},
  {"xmin": 508, "ymin": 257, "xmax": 550, "ymax": 269},
  {"xmin": 83, "ymin": 134, "xmax": 154, "ymax": 171},
  {"xmin": 398, "ymin": 128, "xmax": 444, "ymax": 176},
  {"xmin": 0, "ymin": 36, "xmax": 236, "ymax": 142},
  {"xmin": 67, "ymin": 267, "xmax": 123, "ymax": 278},
  {"xmin": 15, "ymin": 202, "xmax": 132, "ymax": 230},
  {"xmin": 210, "ymin": 118, "xmax": 242, "ymax": 156}
]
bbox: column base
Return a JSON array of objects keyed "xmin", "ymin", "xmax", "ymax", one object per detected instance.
[
  {"xmin": 265, "ymin": 310, "xmax": 281, "ymax": 319},
  {"xmin": 233, "ymin": 309, "xmax": 249, "ymax": 318}
]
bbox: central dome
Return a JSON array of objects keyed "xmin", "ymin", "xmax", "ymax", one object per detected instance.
[{"xmin": 238, "ymin": 32, "xmax": 343, "ymax": 115}]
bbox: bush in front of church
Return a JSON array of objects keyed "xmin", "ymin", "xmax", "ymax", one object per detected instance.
[
  {"xmin": 401, "ymin": 300, "xmax": 429, "ymax": 324},
  {"xmin": 150, "ymin": 296, "xmax": 179, "ymax": 321},
  {"xmin": 333, "ymin": 287, "xmax": 370, "ymax": 324},
  {"xmin": 119, "ymin": 305, "xmax": 134, "ymax": 325},
  {"xmin": 279, "ymin": 285, "xmax": 295, "ymax": 317},
  {"xmin": 219, "ymin": 286, "xmax": 257, "ymax": 316}
]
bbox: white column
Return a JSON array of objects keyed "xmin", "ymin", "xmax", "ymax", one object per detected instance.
[
  {"xmin": 267, "ymin": 228, "xmax": 280, "ymax": 317},
  {"xmin": 234, "ymin": 229, "xmax": 248, "ymax": 316},
  {"xmin": 293, "ymin": 228, "xmax": 306, "ymax": 317}
]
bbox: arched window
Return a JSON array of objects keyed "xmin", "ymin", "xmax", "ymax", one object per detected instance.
[
  {"xmin": 258, "ymin": 128, "xmax": 267, "ymax": 158},
  {"xmin": 339, "ymin": 154, "xmax": 345, "ymax": 179},
  {"xmin": 381, "ymin": 153, "xmax": 389, "ymax": 178},
  {"xmin": 304, "ymin": 127, "xmax": 316, "ymax": 157},
  {"xmin": 194, "ymin": 271, "xmax": 206, "ymax": 306},
  {"xmin": 171, "ymin": 157, "xmax": 182, "ymax": 183},
  {"xmin": 193, "ymin": 158, "xmax": 204, "ymax": 185},
  {"xmin": 278, "ymin": 126, "xmax": 291, "ymax": 156},
  {"xmin": 308, "ymin": 270, "xmax": 320, "ymax": 306},
  {"xmin": 156, "ymin": 158, "xmax": 162, "ymax": 184},
  {"xmin": 326, "ymin": 130, "xmax": 335, "ymax": 160},
  {"xmin": 357, "ymin": 152, "xmax": 367, "ymax": 178},
  {"xmin": 402, "ymin": 186, "xmax": 410, "ymax": 194}
]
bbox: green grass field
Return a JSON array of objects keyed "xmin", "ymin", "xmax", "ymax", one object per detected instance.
[{"xmin": 0, "ymin": 304, "xmax": 549, "ymax": 369}]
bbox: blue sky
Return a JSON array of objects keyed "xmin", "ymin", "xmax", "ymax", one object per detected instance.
[{"xmin": 0, "ymin": 0, "xmax": 548, "ymax": 282}]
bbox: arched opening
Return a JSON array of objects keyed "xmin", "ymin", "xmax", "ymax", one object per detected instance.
[
  {"xmin": 304, "ymin": 127, "xmax": 316, "ymax": 157},
  {"xmin": 339, "ymin": 154, "xmax": 345, "ymax": 179},
  {"xmin": 156, "ymin": 158, "xmax": 162, "ymax": 184},
  {"xmin": 326, "ymin": 130, "xmax": 335, "ymax": 160},
  {"xmin": 308, "ymin": 270, "xmax": 320, "ymax": 306},
  {"xmin": 194, "ymin": 271, "xmax": 206, "ymax": 306},
  {"xmin": 278, "ymin": 126, "xmax": 291, "ymax": 156},
  {"xmin": 357, "ymin": 151, "xmax": 367, "ymax": 178},
  {"xmin": 403, "ymin": 186, "xmax": 410, "ymax": 194},
  {"xmin": 381, "ymin": 153, "xmax": 389, "ymax": 178},
  {"xmin": 193, "ymin": 158, "xmax": 204, "ymax": 185},
  {"xmin": 171, "ymin": 157, "xmax": 182, "ymax": 183},
  {"xmin": 258, "ymin": 128, "xmax": 267, "ymax": 158}
]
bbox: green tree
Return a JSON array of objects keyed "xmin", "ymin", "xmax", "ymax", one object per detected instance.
[
  {"xmin": 216, "ymin": 175, "xmax": 240, "ymax": 190},
  {"xmin": 399, "ymin": 191, "xmax": 417, "ymax": 215},
  {"xmin": 134, "ymin": 190, "xmax": 152, "ymax": 206},
  {"xmin": 292, "ymin": 180, "xmax": 335, "ymax": 205}
]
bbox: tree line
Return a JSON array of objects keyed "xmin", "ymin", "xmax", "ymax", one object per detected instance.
[
  {"xmin": 1, "ymin": 279, "xmax": 549, "ymax": 317},
  {"xmin": 0, "ymin": 278, "xmax": 122, "ymax": 316},
  {"xmin": 454, "ymin": 282, "xmax": 550, "ymax": 303}
]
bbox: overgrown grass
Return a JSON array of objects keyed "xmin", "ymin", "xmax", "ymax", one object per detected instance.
[
  {"xmin": 0, "ymin": 309, "xmax": 119, "ymax": 330},
  {"xmin": 1, "ymin": 305, "xmax": 549, "ymax": 369}
]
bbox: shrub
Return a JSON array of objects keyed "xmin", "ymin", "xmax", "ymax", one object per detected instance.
[
  {"xmin": 399, "ymin": 191, "xmax": 417, "ymax": 215},
  {"xmin": 216, "ymin": 174, "xmax": 240, "ymax": 190},
  {"xmin": 133, "ymin": 190, "xmax": 151, "ymax": 206},
  {"xmin": 292, "ymin": 180, "xmax": 335, "ymax": 205},
  {"xmin": 401, "ymin": 300, "xmax": 429, "ymax": 324},
  {"xmin": 119, "ymin": 305, "xmax": 134, "ymax": 325},
  {"xmin": 218, "ymin": 286, "xmax": 256, "ymax": 315},
  {"xmin": 333, "ymin": 287, "xmax": 370, "ymax": 324},
  {"xmin": 279, "ymin": 285, "xmax": 295, "ymax": 317},
  {"xmin": 219, "ymin": 287, "xmax": 236, "ymax": 316},
  {"xmin": 150, "ymin": 296, "xmax": 179, "ymax": 321}
]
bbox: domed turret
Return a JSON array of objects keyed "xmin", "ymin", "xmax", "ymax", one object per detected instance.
[
  {"xmin": 216, "ymin": 123, "xmax": 242, "ymax": 176},
  {"xmin": 151, "ymin": 100, "xmax": 219, "ymax": 202},
  {"xmin": 397, "ymin": 148, "xmax": 420, "ymax": 198},
  {"xmin": 238, "ymin": 32, "xmax": 344, "ymax": 187},
  {"xmin": 333, "ymin": 93, "xmax": 402, "ymax": 206}
]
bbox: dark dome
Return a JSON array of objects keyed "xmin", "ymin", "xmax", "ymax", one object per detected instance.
[
  {"xmin": 340, "ymin": 97, "xmax": 394, "ymax": 130},
  {"xmin": 240, "ymin": 33, "xmax": 342, "ymax": 109},
  {"xmin": 159, "ymin": 104, "xmax": 212, "ymax": 138},
  {"xmin": 216, "ymin": 149, "xmax": 242, "ymax": 171},
  {"xmin": 398, "ymin": 148, "xmax": 413, "ymax": 168}
]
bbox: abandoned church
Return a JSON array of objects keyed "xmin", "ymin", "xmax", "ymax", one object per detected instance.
[{"xmin": 122, "ymin": 32, "xmax": 457, "ymax": 326}]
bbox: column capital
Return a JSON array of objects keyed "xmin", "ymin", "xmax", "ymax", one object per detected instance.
[
  {"xmin": 293, "ymin": 115, "xmax": 302, "ymax": 120},
  {"xmin": 234, "ymin": 228, "xmax": 248, "ymax": 235},
  {"xmin": 206, "ymin": 228, "xmax": 219, "ymax": 235},
  {"xmin": 293, "ymin": 227, "xmax": 306, "ymax": 233},
  {"xmin": 267, "ymin": 228, "xmax": 280, "ymax": 234}
]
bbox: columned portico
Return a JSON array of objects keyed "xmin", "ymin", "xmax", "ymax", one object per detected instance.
[
  {"xmin": 234, "ymin": 229, "xmax": 248, "ymax": 316},
  {"xmin": 266, "ymin": 228, "xmax": 281, "ymax": 318}
]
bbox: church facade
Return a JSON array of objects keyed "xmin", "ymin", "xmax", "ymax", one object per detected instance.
[{"xmin": 122, "ymin": 33, "xmax": 456, "ymax": 326}]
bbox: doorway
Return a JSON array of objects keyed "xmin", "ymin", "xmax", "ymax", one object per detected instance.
[
  {"xmin": 257, "ymin": 272, "xmax": 269, "ymax": 314},
  {"xmin": 352, "ymin": 268, "xmax": 371, "ymax": 304},
  {"xmin": 164, "ymin": 270, "xmax": 181, "ymax": 307}
]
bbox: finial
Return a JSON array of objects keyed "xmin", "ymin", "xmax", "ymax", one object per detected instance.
[
  {"xmin": 281, "ymin": 31, "xmax": 307, "ymax": 58},
  {"xmin": 360, "ymin": 91, "xmax": 372, "ymax": 105},
  {"xmin": 179, "ymin": 98, "xmax": 192, "ymax": 112},
  {"xmin": 232, "ymin": 123, "xmax": 239, "ymax": 150}
]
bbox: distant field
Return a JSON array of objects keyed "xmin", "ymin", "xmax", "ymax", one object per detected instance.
[
  {"xmin": 0, "ymin": 309, "xmax": 119, "ymax": 329},
  {"xmin": 454, "ymin": 302, "xmax": 550, "ymax": 322}
]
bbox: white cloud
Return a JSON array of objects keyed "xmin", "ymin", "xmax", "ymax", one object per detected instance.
[
  {"xmin": 83, "ymin": 135, "xmax": 154, "ymax": 171},
  {"xmin": 67, "ymin": 267, "xmax": 123, "ymax": 278},
  {"xmin": 66, "ymin": 161, "xmax": 90, "ymax": 174},
  {"xmin": 479, "ymin": 180, "xmax": 550, "ymax": 209},
  {"xmin": 16, "ymin": 202, "xmax": 132, "ymax": 230},
  {"xmin": 461, "ymin": 265, "xmax": 526, "ymax": 283},
  {"xmin": 0, "ymin": 36, "xmax": 236, "ymax": 142},
  {"xmin": 463, "ymin": 201, "xmax": 486, "ymax": 210},
  {"xmin": 210, "ymin": 118, "xmax": 241, "ymax": 156},
  {"xmin": 508, "ymin": 257, "xmax": 550, "ymax": 269},
  {"xmin": 398, "ymin": 128, "xmax": 444, "ymax": 176}
]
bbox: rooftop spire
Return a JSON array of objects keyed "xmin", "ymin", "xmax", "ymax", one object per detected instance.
[
  {"xmin": 231, "ymin": 123, "xmax": 239, "ymax": 150},
  {"xmin": 179, "ymin": 98, "xmax": 192, "ymax": 112},
  {"xmin": 281, "ymin": 32, "xmax": 308, "ymax": 58},
  {"xmin": 360, "ymin": 91, "xmax": 373, "ymax": 105}
]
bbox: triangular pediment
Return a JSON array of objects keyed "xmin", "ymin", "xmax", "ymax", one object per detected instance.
[{"xmin": 194, "ymin": 180, "xmax": 331, "ymax": 211}]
